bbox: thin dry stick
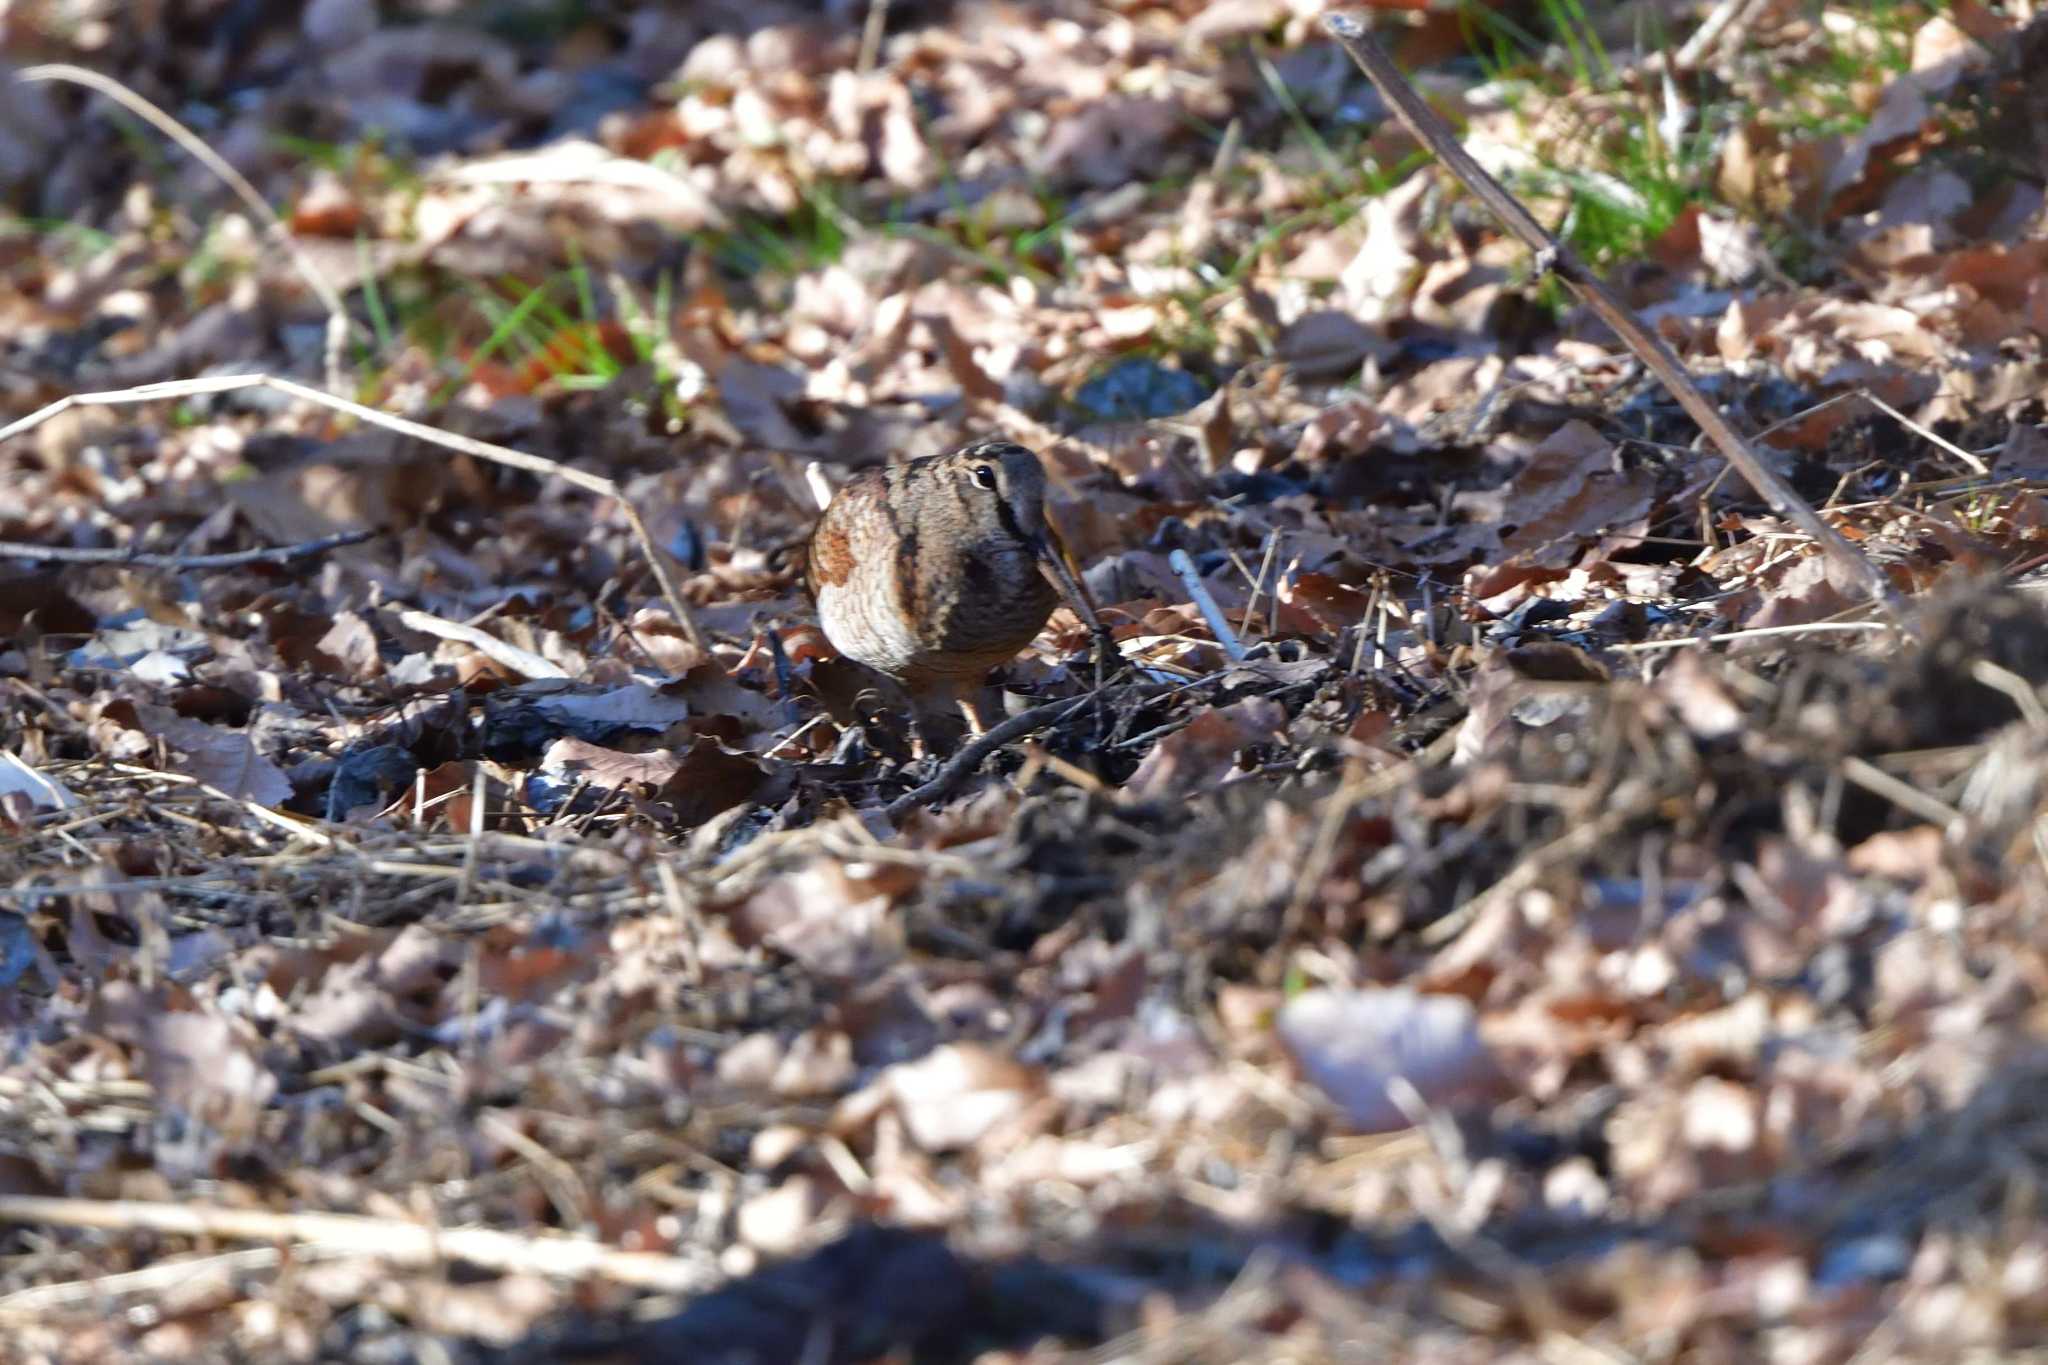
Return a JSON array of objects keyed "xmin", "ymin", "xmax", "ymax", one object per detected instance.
[
  {"xmin": 19, "ymin": 65, "xmax": 355, "ymax": 392},
  {"xmin": 1971, "ymin": 659, "xmax": 2048, "ymax": 734},
  {"xmin": 1076, "ymin": 1252, "xmax": 1281, "ymax": 1365},
  {"xmin": 1169, "ymin": 548, "xmax": 1250, "ymax": 662},
  {"xmin": 0, "ymin": 373, "xmax": 706, "ymax": 650},
  {"xmin": 1346, "ymin": 583, "xmax": 1380, "ymax": 676},
  {"xmin": 1674, "ymin": 0, "xmax": 1769, "ymax": 69},
  {"xmin": 1283, "ymin": 723, "xmax": 1462, "ymax": 932},
  {"xmin": 856, "ymin": 0, "xmax": 894, "ymax": 73},
  {"xmin": 1419, "ymin": 797, "xmax": 1642, "ymax": 947},
  {"xmin": 456, "ymin": 768, "xmax": 487, "ymax": 905},
  {"xmin": 102, "ymin": 761, "xmax": 336, "ymax": 847},
  {"xmin": 1381, "ymin": 1082, "xmax": 1631, "ymax": 1364},
  {"xmin": 655, "ymin": 859, "xmax": 703, "ymax": 986},
  {"xmin": 0, "ymin": 528, "xmax": 373, "ymax": 569},
  {"xmin": 1840, "ymin": 755, "xmax": 1963, "ymax": 829},
  {"xmin": 885, "ymin": 695, "xmax": 1094, "ymax": 820},
  {"xmin": 0, "ymin": 1245, "xmax": 311, "ymax": 1318},
  {"xmin": 395, "ymin": 608, "xmax": 568, "ymax": 681},
  {"xmin": 1240, "ymin": 529, "xmax": 1282, "ymax": 641},
  {"xmin": 477, "ymin": 1111, "xmax": 587, "ymax": 1230},
  {"xmin": 1021, "ymin": 740, "xmax": 1118, "ymax": 801},
  {"xmin": 1861, "ymin": 388, "xmax": 1993, "ymax": 476},
  {"xmin": 1610, "ymin": 619, "xmax": 1897, "ymax": 652},
  {"xmin": 0, "ymin": 1193, "xmax": 712, "ymax": 1294},
  {"xmin": 1321, "ymin": 14, "xmax": 1897, "ymax": 617}
]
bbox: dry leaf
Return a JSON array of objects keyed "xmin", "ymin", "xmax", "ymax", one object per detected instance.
[{"xmin": 1277, "ymin": 988, "xmax": 1500, "ymax": 1133}]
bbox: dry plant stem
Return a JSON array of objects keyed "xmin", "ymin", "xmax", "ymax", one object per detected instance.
[
  {"xmin": 1075, "ymin": 1252, "xmax": 1280, "ymax": 1365},
  {"xmin": 1021, "ymin": 740, "xmax": 1117, "ymax": 800},
  {"xmin": 1674, "ymin": 0, "xmax": 1768, "ymax": 70},
  {"xmin": 99, "ymin": 761, "xmax": 337, "ymax": 847},
  {"xmin": 1241, "ymin": 529, "xmax": 1281, "ymax": 639},
  {"xmin": 1420, "ymin": 797, "xmax": 1642, "ymax": 947},
  {"xmin": 1611, "ymin": 619, "xmax": 1897, "ymax": 652},
  {"xmin": 1320, "ymin": 14, "xmax": 1898, "ymax": 618},
  {"xmin": 1861, "ymin": 389, "xmax": 1992, "ymax": 475},
  {"xmin": 0, "ymin": 1194, "xmax": 712, "ymax": 1295},
  {"xmin": 0, "ymin": 528, "xmax": 373, "ymax": 569},
  {"xmin": 1970, "ymin": 659, "xmax": 2048, "ymax": 733},
  {"xmin": 857, "ymin": 0, "xmax": 893, "ymax": 73},
  {"xmin": 0, "ymin": 1245, "xmax": 346, "ymax": 1317},
  {"xmin": 395, "ymin": 608, "xmax": 568, "ymax": 681},
  {"xmin": 885, "ymin": 694, "xmax": 1094, "ymax": 820},
  {"xmin": 0, "ymin": 373, "xmax": 707, "ymax": 650},
  {"xmin": 2, "ymin": 1250, "xmax": 248, "ymax": 1317},
  {"xmin": 1283, "ymin": 724, "xmax": 1462, "ymax": 933},
  {"xmin": 19, "ymin": 65, "xmax": 354, "ymax": 393},
  {"xmin": 1840, "ymin": 755, "xmax": 1963, "ymax": 829}
]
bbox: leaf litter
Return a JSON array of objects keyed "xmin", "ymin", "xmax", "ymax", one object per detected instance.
[{"xmin": 3, "ymin": 1, "xmax": 2048, "ymax": 1361}]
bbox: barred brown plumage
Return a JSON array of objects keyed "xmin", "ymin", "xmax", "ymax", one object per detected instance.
[{"xmin": 805, "ymin": 440, "xmax": 1105, "ymax": 745}]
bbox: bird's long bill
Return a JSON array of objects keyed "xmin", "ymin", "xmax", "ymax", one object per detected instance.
[{"xmin": 1032, "ymin": 520, "xmax": 1106, "ymax": 636}]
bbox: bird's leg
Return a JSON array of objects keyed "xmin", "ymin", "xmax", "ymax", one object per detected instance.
[
  {"xmin": 1089, "ymin": 624, "xmax": 1121, "ymax": 689},
  {"xmin": 956, "ymin": 692, "xmax": 989, "ymax": 739},
  {"xmin": 907, "ymin": 680, "xmax": 971, "ymax": 759}
]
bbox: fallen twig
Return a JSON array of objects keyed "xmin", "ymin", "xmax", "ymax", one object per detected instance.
[
  {"xmin": 1420, "ymin": 797, "xmax": 1643, "ymax": 947},
  {"xmin": 0, "ymin": 373, "xmax": 706, "ymax": 650},
  {"xmin": 0, "ymin": 528, "xmax": 374, "ymax": 569},
  {"xmin": 0, "ymin": 1193, "xmax": 715, "ymax": 1295},
  {"xmin": 1170, "ymin": 548, "xmax": 1250, "ymax": 663},
  {"xmin": 1610, "ymin": 619, "xmax": 1897, "ymax": 652},
  {"xmin": 1321, "ymin": 13, "xmax": 1898, "ymax": 618},
  {"xmin": 1240, "ymin": 529, "xmax": 1282, "ymax": 643},
  {"xmin": 885, "ymin": 694, "xmax": 1095, "ymax": 820},
  {"xmin": 1282, "ymin": 723, "xmax": 1464, "ymax": 935},
  {"xmin": 0, "ymin": 1246, "xmax": 303, "ymax": 1318},
  {"xmin": 1861, "ymin": 388, "xmax": 1992, "ymax": 476},
  {"xmin": 1840, "ymin": 755, "xmax": 1964, "ymax": 830},
  {"xmin": 393, "ymin": 608, "xmax": 568, "ymax": 682},
  {"xmin": 1674, "ymin": 0, "xmax": 1771, "ymax": 70},
  {"xmin": 1970, "ymin": 659, "xmax": 2048, "ymax": 735},
  {"xmin": 857, "ymin": 0, "xmax": 894, "ymax": 74},
  {"xmin": 19, "ymin": 65, "xmax": 355, "ymax": 392},
  {"xmin": 101, "ymin": 761, "xmax": 336, "ymax": 846}
]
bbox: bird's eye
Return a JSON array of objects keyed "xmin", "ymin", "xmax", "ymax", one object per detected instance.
[{"xmin": 971, "ymin": 464, "xmax": 998, "ymax": 490}]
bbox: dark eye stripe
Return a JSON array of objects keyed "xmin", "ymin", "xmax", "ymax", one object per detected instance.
[{"xmin": 990, "ymin": 489, "xmax": 1031, "ymax": 546}]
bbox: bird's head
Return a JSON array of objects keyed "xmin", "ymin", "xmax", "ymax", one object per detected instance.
[{"xmin": 942, "ymin": 440, "xmax": 1102, "ymax": 635}]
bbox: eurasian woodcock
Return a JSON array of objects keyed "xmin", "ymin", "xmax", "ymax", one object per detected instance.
[{"xmin": 805, "ymin": 440, "xmax": 1109, "ymax": 740}]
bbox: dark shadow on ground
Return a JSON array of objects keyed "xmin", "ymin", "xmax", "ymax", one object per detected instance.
[
  {"xmin": 488, "ymin": 1222, "xmax": 1113, "ymax": 1363},
  {"xmin": 469, "ymin": 1049, "xmax": 2048, "ymax": 1361}
]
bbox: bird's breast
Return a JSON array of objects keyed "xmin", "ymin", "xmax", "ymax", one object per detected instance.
[{"xmin": 809, "ymin": 479, "xmax": 1059, "ymax": 686}]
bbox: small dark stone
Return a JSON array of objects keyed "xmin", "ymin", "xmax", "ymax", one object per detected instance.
[
  {"xmin": 1074, "ymin": 358, "xmax": 1211, "ymax": 421},
  {"xmin": 324, "ymin": 744, "xmax": 421, "ymax": 820}
]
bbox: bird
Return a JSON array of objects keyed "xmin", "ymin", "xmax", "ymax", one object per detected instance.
[{"xmin": 805, "ymin": 439, "xmax": 1111, "ymax": 746}]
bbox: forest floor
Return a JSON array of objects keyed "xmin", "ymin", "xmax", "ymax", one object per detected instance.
[{"xmin": 5, "ymin": 0, "xmax": 2048, "ymax": 1360}]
